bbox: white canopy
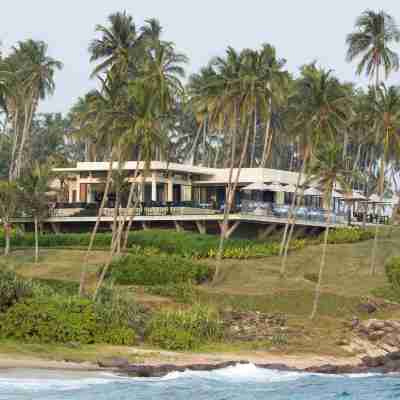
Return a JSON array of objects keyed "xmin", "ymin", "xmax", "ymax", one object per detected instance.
[
  {"xmin": 281, "ymin": 184, "xmax": 297, "ymax": 193},
  {"xmin": 241, "ymin": 182, "xmax": 271, "ymax": 192},
  {"xmin": 368, "ymin": 194, "xmax": 381, "ymax": 203},
  {"xmin": 343, "ymin": 191, "xmax": 366, "ymax": 201},
  {"xmin": 304, "ymin": 187, "xmax": 322, "ymax": 196},
  {"xmin": 265, "ymin": 182, "xmax": 284, "ymax": 192}
]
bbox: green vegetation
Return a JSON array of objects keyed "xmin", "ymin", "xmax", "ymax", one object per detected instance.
[
  {"xmin": 0, "ymin": 296, "xmax": 135, "ymax": 345},
  {"xmin": 110, "ymin": 254, "xmax": 212, "ymax": 286},
  {"xmin": 146, "ymin": 304, "xmax": 223, "ymax": 351},
  {"xmin": 326, "ymin": 227, "xmax": 374, "ymax": 244},
  {"xmin": 0, "ymin": 230, "xmax": 308, "ymax": 259},
  {"xmin": 385, "ymin": 257, "xmax": 400, "ymax": 294}
]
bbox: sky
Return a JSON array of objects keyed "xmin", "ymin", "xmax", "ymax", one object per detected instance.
[{"xmin": 2, "ymin": 0, "xmax": 400, "ymax": 114}]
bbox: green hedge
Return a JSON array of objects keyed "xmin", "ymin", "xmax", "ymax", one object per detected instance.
[
  {"xmin": 0, "ymin": 296, "xmax": 136, "ymax": 345},
  {"xmin": 326, "ymin": 227, "xmax": 374, "ymax": 244},
  {"xmin": 146, "ymin": 304, "xmax": 223, "ymax": 350},
  {"xmin": 0, "ymin": 230, "xmax": 306, "ymax": 259},
  {"xmin": 110, "ymin": 254, "xmax": 213, "ymax": 286}
]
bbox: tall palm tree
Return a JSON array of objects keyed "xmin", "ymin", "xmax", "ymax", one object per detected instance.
[
  {"xmin": 0, "ymin": 40, "xmax": 62, "ymax": 180},
  {"xmin": 280, "ymin": 64, "xmax": 351, "ymax": 276},
  {"xmin": 309, "ymin": 143, "xmax": 351, "ymax": 319},
  {"xmin": 346, "ymin": 10, "xmax": 400, "ymax": 88},
  {"xmin": 369, "ymin": 84, "xmax": 400, "ymax": 274},
  {"xmin": 89, "ymin": 11, "xmax": 139, "ymax": 78}
]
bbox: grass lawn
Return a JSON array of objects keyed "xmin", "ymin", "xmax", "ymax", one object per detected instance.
[{"xmin": 1, "ymin": 227, "xmax": 399, "ymax": 358}]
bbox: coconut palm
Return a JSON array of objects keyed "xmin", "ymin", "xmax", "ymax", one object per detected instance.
[
  {"xmin": 2, "ymin": 40, "xmax": 63, "ymax": 180},
  {"xmin": 280, "ymin": 64, "xmax": 351, "ymax": 276},
  {"xmin": 89, "ymin": 11, "xmax": 139, "ymax": 78},
  {"xmin": 346, "ymin": 10, "xmax": 400, "ymax": 87},
  {"xmin": 308, "ymin": 143, "xmax": 351, "ymax": 319},
  {"xmin": 369, "ymin": 84, "xmax": 400, "ymax": 274}
]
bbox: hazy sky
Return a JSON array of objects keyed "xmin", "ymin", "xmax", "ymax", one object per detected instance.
[{"xmin": 2, "ymin": 1, "xmax": 400, "ymax": 114}]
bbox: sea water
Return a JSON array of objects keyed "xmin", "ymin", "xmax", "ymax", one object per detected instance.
[{"xmin": 0, "ymin": 363, "xmax": 398, "ymax": 400}]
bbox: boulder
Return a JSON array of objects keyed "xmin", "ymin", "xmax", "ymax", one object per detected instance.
[{"xmin": 98, "ymin": 357, "xmax": 130, "ymax": 369}]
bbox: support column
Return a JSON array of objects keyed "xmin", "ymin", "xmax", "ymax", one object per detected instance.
[
  {"xmin": 195, "ymin": 221, "xmax": 206, "ymax": 235},
  {"xmin": 68, "ymin": 181, "xmax": 74, "ymax": 204},
  {"xmin": 151, "ymin": 173, "xmax": 157, "ymax": 202},
  {"xmin": 167, "ymin": 176, "xmax": 173, "ymax": 202},
  {"xmin": 257, "ymin": 223, "xmax": 277, "ymax": 240},
  {"xmin": 76, "ymin": 175, "xmax": 80, "ymax": 203},
  {"xmin": 275, "ymin": 191, "xmax": 284, "ymax": 205},
  {"xmin": 174, "ymin": 221, "xmax": 184, "ymax": 232}
]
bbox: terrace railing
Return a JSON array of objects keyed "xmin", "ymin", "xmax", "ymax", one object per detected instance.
[{"xmin": 240, "ymin": 200, "xmax": 347, "ymax": 225}]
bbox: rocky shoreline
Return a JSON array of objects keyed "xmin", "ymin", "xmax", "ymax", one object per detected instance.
[{"xmin": 97, "ymin": 351, "xmax": 400, "ymax": 377}]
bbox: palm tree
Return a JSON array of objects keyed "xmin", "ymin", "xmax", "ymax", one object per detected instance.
[
  {"xmin": 89, "ymin": 11, "xmax": 139, "ymax": 78},
  {"xmin": 309, "ymin": 143, "xmax": 351, "ymax": 319},
  {"xmin": 346, "ymin": 10, "xmax": 400, "ymax": 88},
  {"xmin": 2, "ymin": 40, "xmax": 63, "ymax": 180},
  {"xmin": 280, "ymin": 64, "xmax": 351, "ymax": 276},
  {"xmin": 17, "ymin": 163, "xmax": 53, "ymax": 263},
  {"xmin": 0, "ymin": 180, "xmax": 18, "ymax": 255},
  {"xmin": 369, "ymin": 84, "xmax": 400, "ymax": 274}
]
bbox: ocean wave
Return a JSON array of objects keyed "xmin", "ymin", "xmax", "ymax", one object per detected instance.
[
  {"xmin": 162, "ymin": 363, "xmax": 308, "ymax": 382},
  {"xmin": 0, "ymin": 371, "xmax": 126, "ymax": 392}
]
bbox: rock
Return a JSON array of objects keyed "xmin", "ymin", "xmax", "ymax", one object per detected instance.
[
  {"xmin": 361, "ymin": 355, "xmax": 386, "ymax": 368},
  {"xmin": 65, "ymin": 341, "xmax": 80, "ymax": 349},
  {"xmin": 98, "ymin": 357, "xmax": 130, "ymax": 369},
  {"xmin": 368, "ymin": 330, "xmax": 386, "ymax": 341},
  {"xmin": 358, "ymin": 303, "xmax": 377, "ymax": 314},
  {"xmin": 383, "ymin": 333, "xmax": 400, "ymax": 348}
]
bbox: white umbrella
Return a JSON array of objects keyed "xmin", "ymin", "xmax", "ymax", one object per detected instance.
[
  {"xmin": 368, "ymin": 194, "xmax": 381, "ymax": 203},
  {"xmin": 264, "ymin": 182, "xmax": 284, "ymax": 192},
  {"xmin": 304, "ymin": 187, "xmax": 322, "ymax": 196},
  {"xmin": 241, "ymin": 182, "xmax": 271, "ymax": 191},
  {"xmin": 344, "ymin": 191, "xmax": 366, "ymax": 201},
  {"xmin": 281, "ymin": 184, "xmax": 297, "ymax": 193}
]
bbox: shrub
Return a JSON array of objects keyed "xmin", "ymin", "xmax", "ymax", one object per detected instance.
[
  {"xmin": 326, "ymin": 227, "xmax": 374, "ymax": 244},
  {"xmin": 111, "ymin": 254, "xmax": 213, "ymax": 286},
  {"xmin": 146, "ymin": 304, "xmax": 223, "ymax": 351},
  {"xmin": 144, "ymin": 282, "xmax": 197, "ymax": 303},
  {"xmin": 0, "ymin": 230, "xmax": 307, "ymax": 259},
  {"xmin": 0, "ymin": 270, "xmax": 36, "ymax": 312},
  {"xmin": 385, "ymin": 257, "xmax": 400, "ymax": 294},
  {"xmin": 0, "ymin": 296, "xmax": 137, "ymax": 345}
]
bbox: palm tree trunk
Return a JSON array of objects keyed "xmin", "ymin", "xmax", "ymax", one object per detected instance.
[
  {"xmin": 122, "ymin": 161, "xmax": 142, "ymax": 251},
  {"xmin": 214, "ymin": 119, "xmax": 251, "ymax": 283},
  {"xmin": 261, "ymin": 111, "xmax": 271, "ymax": 168},
  {"xmin": 79, "ymin": 157, "xmax": 113, "ymax": 296},
  {"xmin": 370, "ymin": 154, "xmax": 386, "ymax": 275},
  {"xmin": 4, "ymin": 222, "xmax": 10, "ymax": 256},
  {"xmin": 34, "ymin": 216, "xmax": 39, "ymax": 263},
  {"xmin": 9, "ymin": 108, "xmax": 19, "ymax": 181},
  {"xmin": 310, "ymin": 214, "xmax": 331, "ymax": 320},
  {"xmin": 250, "ymin": 106, "xmax": 257, "ymax": 168},
  {"xmin": 15, "ymin": 97, "xmax": 36, "ymax": 179}
]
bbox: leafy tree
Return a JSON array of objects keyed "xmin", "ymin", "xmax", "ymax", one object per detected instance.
[{"xmin": 17, "ymin": 163, "xmax": 53, "ymax": 262}]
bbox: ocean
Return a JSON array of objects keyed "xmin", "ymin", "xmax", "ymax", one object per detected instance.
[{"xmin": 0, "ymin": 363, "xmax": 398, "ymax": 400}]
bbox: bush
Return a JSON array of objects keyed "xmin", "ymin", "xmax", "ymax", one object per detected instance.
[
  {"xmin": 0, "ymin": 270, "xmax": 36, "ymax": 313},
  {"xmin": 385, "ymin": 257, "xmax": 400, "ymax": 294},
  {"xmin": 0, "ymin": 296, "xmax": 137, "ymax": 345},
  {"xmin": 146, "ymin": 304, "xmax": 223, "ymax": 351},
  {"xmin": 144, "ymin": 282, "xmax": 197, "ymax": 303},
  {"xmin": 326, "ymin": 227, "xmax": 374, "ymax": 244},
  {"xmin": 111, "ymin": 254, "xmax": 213, "ymax": 286},
  {"xmin": 0, "ymin": 230, "xmax": 307, "ymax": 259}
]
